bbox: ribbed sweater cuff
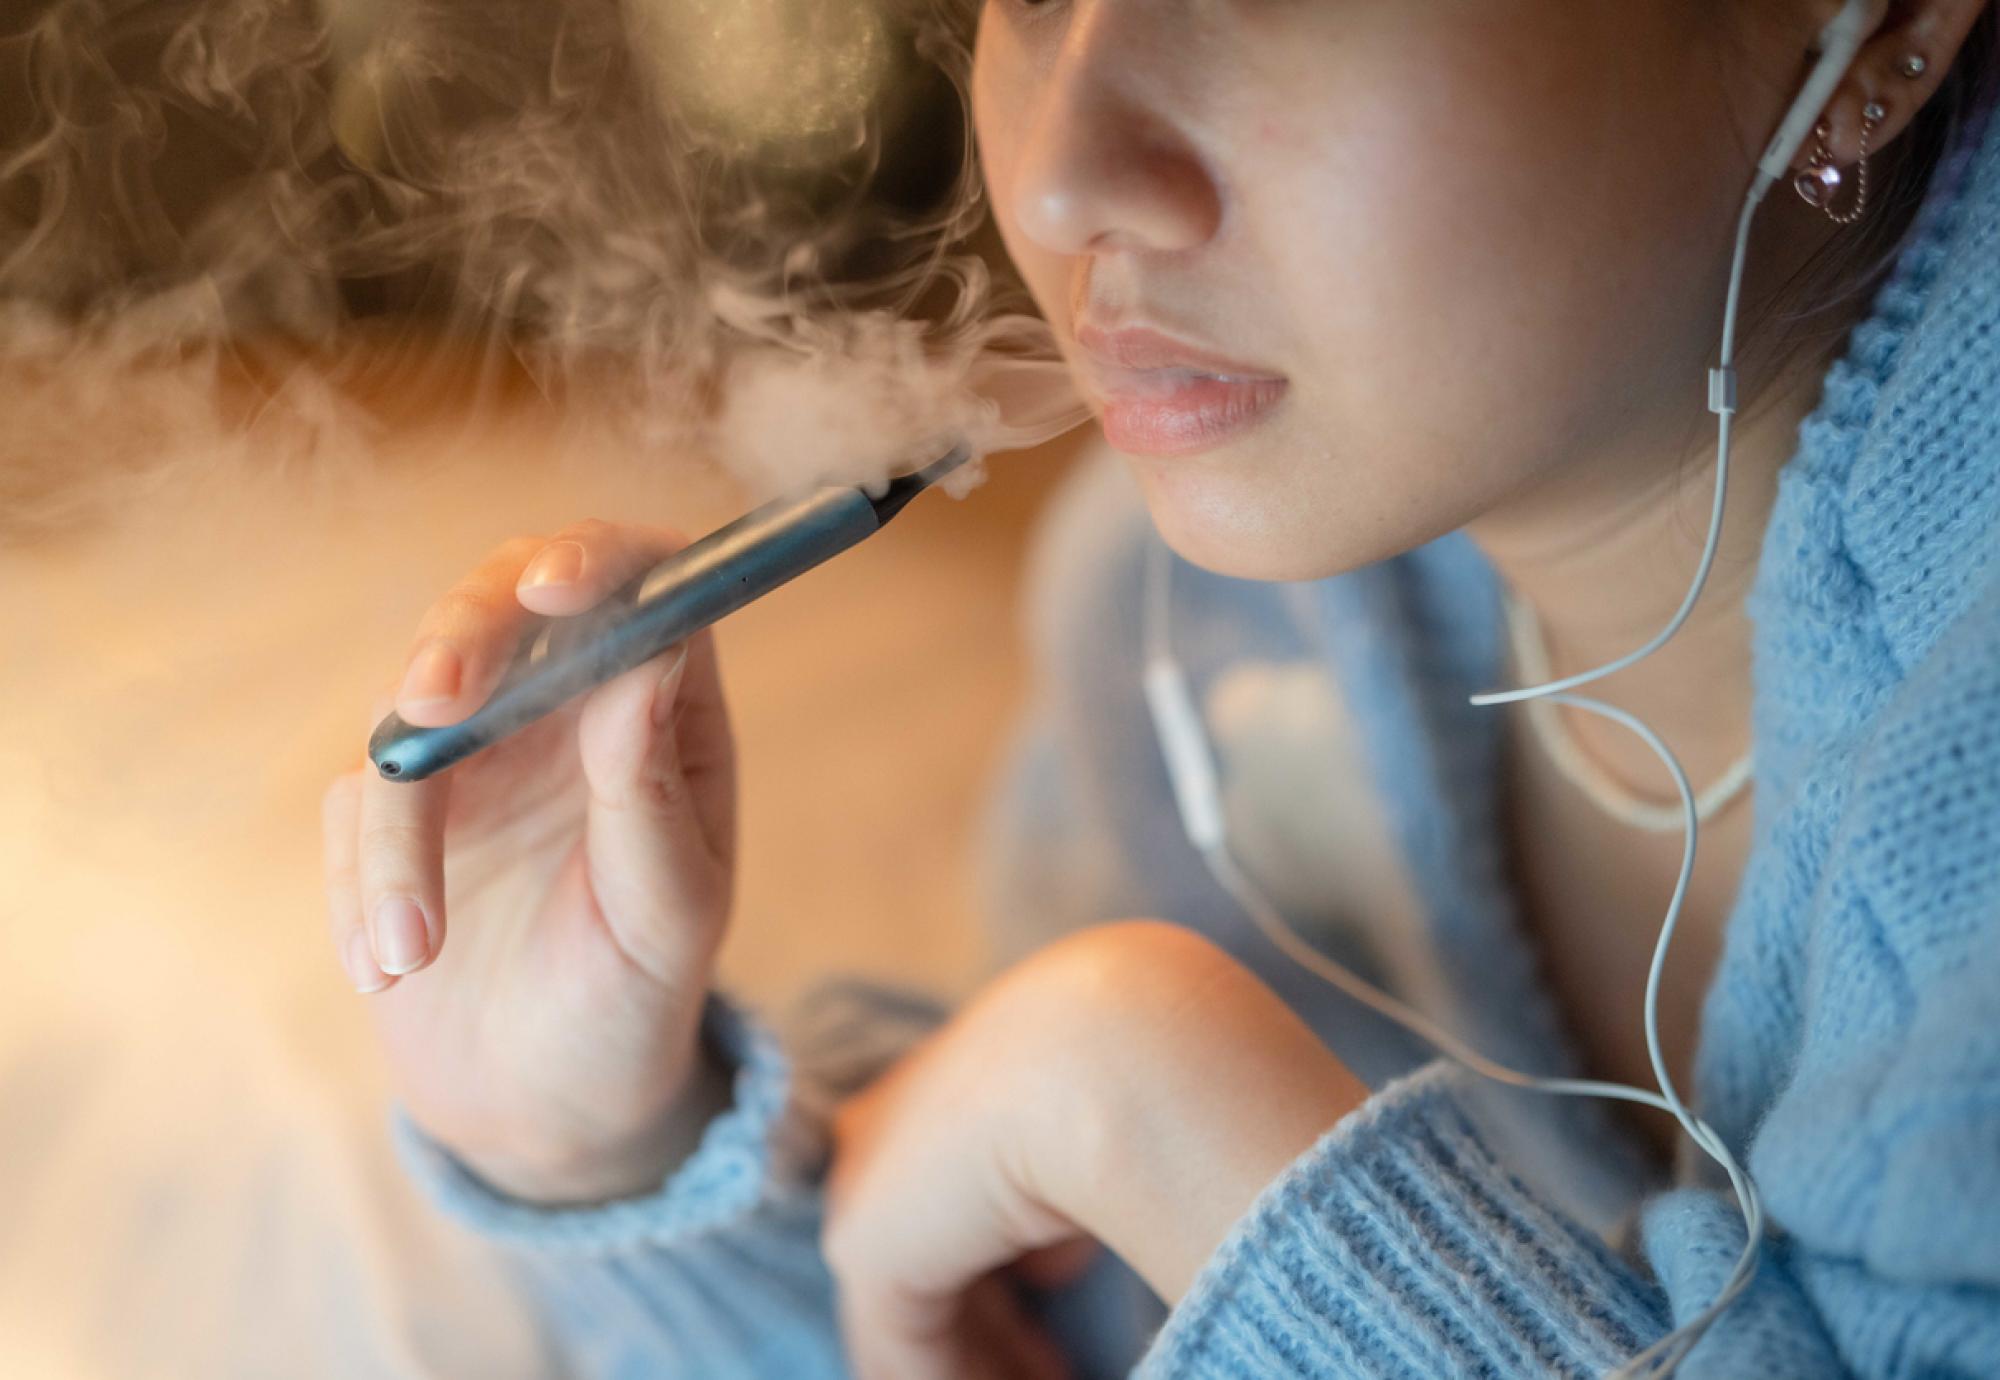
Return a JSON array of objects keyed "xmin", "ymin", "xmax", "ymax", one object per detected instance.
[
  {"xmin": 393, "ymin": 992, "xmax": 828, "ymax": 1254},
  {"xmin": 1138, "ymin": 1061, "xmax": 1669, "ymax": 1379}
]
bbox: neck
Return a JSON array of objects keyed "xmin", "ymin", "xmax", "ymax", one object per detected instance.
[{"xmin": 1466, "ymin": 373, "xmax": 1824, "ymax": 798}]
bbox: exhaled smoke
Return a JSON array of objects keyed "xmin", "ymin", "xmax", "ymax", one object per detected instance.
[{"xmin": 0, "ymin": 0, "xmax": 1088, "ymax": 536}]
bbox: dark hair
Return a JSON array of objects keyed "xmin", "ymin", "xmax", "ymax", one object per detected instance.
[{"xmin": 1744, "ymin": 6, "xmax": 2000, "ymax": 378}]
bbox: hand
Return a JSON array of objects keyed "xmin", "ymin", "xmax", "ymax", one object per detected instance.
[
  {"xmin": 321, "ymin": 520, "xmax": 737, "ymax": 1205},
  {"xmin": 823, "ymin": 921, "xmax": 1367, "ymax": 1380}
]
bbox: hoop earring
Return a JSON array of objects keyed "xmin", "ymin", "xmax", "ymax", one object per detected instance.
[{"xmin": 1794, "ymin": 100, "xmax": 1886, "ymax": 224}]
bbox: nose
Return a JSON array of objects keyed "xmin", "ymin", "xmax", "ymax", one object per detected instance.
[{"xmin": 1005, "ymin": 15, "xmax": 1222, "ymax": 257}]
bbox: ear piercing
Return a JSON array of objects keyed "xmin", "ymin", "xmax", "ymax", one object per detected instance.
[
  {"xmin": 1800, "ymin": 47, "xmax": 1929, "ymax": 220},
  {"xmin": 1795, "ymin": 99, "xmax": 1885, "ymax": 224}
]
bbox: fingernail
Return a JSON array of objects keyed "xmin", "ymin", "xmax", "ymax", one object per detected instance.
[
  {"xmin": 651, "ymin": 649, "xmax": 689, "ymax": 729},
  {"xmin": 345, "ymin": 929, "xmax": 391, "ymax": 994},
  {"xmin": 519, "ymin": 540, "xmax": 585, "ymax": 592},
  {"xmin": 399, "ymin": 643, "xmax": 461, "ymax": 707},
  {"xmin": 372, "ymin": 896, "xmax": 431, "ymax": 975}
]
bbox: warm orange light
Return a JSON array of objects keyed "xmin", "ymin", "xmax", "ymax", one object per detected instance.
[{"xmin": 627, "ymin": 0, "xmax": 893, "ymax": 164}]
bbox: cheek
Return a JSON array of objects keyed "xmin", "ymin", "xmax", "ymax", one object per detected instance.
[
  {"xmin": 1159, "ymin": 11, "xmax": 1741, "ymax": 578},
  {"xmin": 972, "ymin": 14, "xmax": 1075, "ymax": 341},
  {"xmin": 1295, "ymin": 25, "xmax": 1688, "ymax": 434}
]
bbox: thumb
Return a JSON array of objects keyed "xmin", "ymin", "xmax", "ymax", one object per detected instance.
[{"xmin": 574, "ymin": 644, "xmax": 729, "ymax": 986}]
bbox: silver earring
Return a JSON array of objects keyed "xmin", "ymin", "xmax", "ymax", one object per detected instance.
[
  {"xmin": 1795, "ymin": 101, "xmax": 1885, "ymax": 225},
  {"xmin": 1899, "ymin": 53, "xmax": 1928, "ymax": 79}
]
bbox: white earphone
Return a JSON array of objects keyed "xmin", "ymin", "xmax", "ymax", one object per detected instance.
[{"xmin": 1141, "ymin": 4, "xmax": 1874, "ymax": 1374}]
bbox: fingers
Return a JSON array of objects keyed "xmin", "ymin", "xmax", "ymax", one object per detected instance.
[
  {"xmin": 392, "ymin": 536, "xmax": 544, "ymax": 728},
  {"xmin": 394, "ymin": 520, "xmax": 690, "ymax": 729},
  {"xmin": 572, "ymin": 627, "xmax": 735, "ymax": 986},
  {"xmin": 826, "ymin": 1071, "xmax": 1080, "ymax": 1380},
  {"xmin": 322, "ymin": 770, "xmax": 392, "ymax": 994},
  {"xmin": 347, "ymin": 517, "xmax": 705, "ymax": 992},
  {"xmin": 512, "ymin": 518, "xmax": 688, "ymax": 618},
  {"xmin": 837, "ymin": 1279, "xmax": 956, "ymax": 1380},
  {"xmin": 352, "ymin": 758, "xmax": 450, "ymax": 980}
]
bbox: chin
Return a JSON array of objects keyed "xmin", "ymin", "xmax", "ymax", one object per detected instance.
[{"xmin": 1124, "ymin": 449, "xmax": 1376, "ymax": 585}]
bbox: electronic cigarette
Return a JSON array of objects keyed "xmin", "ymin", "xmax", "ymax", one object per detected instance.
[{"xmin": 369, "ymin": 445, "xmax": 970, "ymax": 782}]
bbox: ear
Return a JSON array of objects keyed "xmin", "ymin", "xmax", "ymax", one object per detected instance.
[{"xmin": 1801, "ymin": 0, "xmax": 1992, "ymax": 168}]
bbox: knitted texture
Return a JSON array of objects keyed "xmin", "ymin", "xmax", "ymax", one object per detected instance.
[
  {"xmin": 1135, "ymin": 1063, "xmax": 1669, "ymax": 1379},
  {"xmin": 402, "ymin": 108, "xmax": 2000, "ymax": 1378},
  {"xmin": 398, "ymin": 996, "xmax": 852, "ymax": 1379},
  {"xmin": 397, "ymin": 995, "xmax": 825, "ymax": 1252}
]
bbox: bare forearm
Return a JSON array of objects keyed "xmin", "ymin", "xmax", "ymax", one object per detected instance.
[{"xmin": 1042, "ymin": 936, "xmax": 1368, "ymax": 1303}]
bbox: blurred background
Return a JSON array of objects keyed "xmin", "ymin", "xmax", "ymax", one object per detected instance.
[
  {"xmin": 0, "ymin": 0, "xmax": 1092, "ymax": 1373},
  {"xmin": 0, "ymin": 384, "xmax": 1088, "ymax": 1378}
]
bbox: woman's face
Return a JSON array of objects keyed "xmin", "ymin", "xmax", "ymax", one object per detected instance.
[{"xmin": 972, "ymin": 1, "xmax": 1827, "ymax": 580}]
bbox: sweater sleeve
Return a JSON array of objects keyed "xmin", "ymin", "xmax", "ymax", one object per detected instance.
[
  {"xmin": 394, "ymin": 993, "xmax": 850, "ymax": 1380},
  {"xmin": 1136, "ymin": 1061, "xmax": 1678, "ymax": 1380},
  {"xmin": 1136, "ymin": 1053, "xmax": 2000, "ymax": 1380}
]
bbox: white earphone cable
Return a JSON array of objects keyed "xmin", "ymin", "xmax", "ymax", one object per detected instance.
[
  {"xmin": 1144, "ymin": 540, "xmax": 1756, "ymax": 1377},
  {"xmin": 1134, "ymin": 2, "xmax": 1875, "ymax": 1361}
]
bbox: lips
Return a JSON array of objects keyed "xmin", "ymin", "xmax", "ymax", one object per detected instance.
[{"xmin": 1074, "ymin": 325, "xmax": 1288, "ymax": 458}]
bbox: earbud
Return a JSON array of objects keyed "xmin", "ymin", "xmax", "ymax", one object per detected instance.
[
  {"xmin": 1757, "ymin": 0, "xmax": 1873, "ymax": 192},
  {"xmin": 1140, "ymin": 3, "xmax": 1873, "ymax": 1373}
]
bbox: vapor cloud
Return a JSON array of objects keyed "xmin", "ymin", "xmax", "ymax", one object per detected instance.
[{"xmin": 0, "ymin": 0, "xmax": 1086, "ymax": 536}]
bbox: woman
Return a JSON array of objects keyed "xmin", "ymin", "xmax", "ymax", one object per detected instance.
[{"xmin": 324, "ymin": 2, "xmax": 2000, "ymax": 1374}]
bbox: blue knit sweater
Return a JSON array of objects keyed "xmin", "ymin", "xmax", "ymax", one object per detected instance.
[{"xmin": 399, "ymin": 106, "xmax": 2000, "ymax": 1378}]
